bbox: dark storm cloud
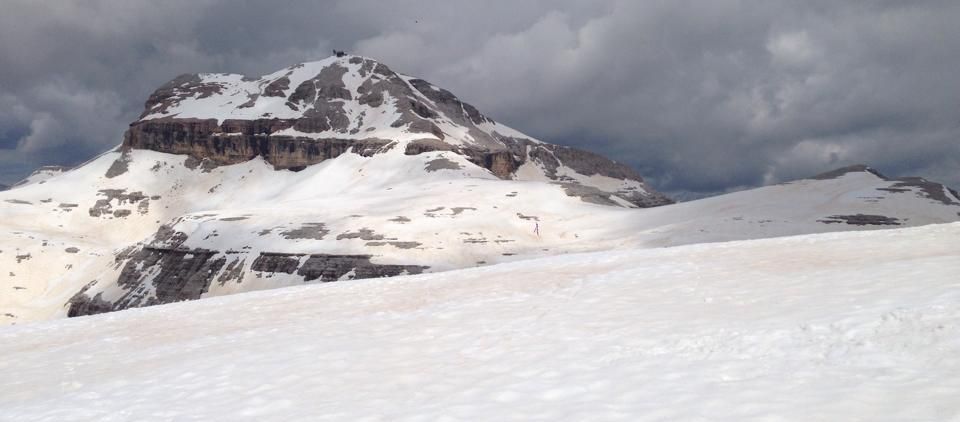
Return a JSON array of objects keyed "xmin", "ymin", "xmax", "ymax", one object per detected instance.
[{"xmin": 1, "ymin": 0, "xmax": 958, "ymax": 197}]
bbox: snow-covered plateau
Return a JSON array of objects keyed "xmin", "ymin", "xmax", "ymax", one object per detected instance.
[{"xmin": 1, "ymin": 223, "xmax": 958, "ymax": 421}]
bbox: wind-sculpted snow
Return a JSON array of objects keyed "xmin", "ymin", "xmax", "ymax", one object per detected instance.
[{"xmin": 2, "ymin": 224, "xmax": 959, "ymax": 420}]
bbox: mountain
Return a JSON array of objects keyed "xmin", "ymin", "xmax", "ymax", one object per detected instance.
[
  {"xmin": 2, "ymin": 223, "xmax": 958, "ymax": 420},
  {"xmin": 130, "ymin": 55, "xmax": 670, "ymax": 208},
  {"xmin": 1, "ymin": 55, "xmax": 959, "ymax": 324}
]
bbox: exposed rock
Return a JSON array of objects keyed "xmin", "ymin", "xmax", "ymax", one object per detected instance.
[
  {"xmin": 88, "ymin": 189, "xmax": 149, "ymax": 218},
  {"xmin": 105, "ymin": 151, "xmax": 131, "ymax": 178},
  {"xmin": 217, "ymin": 257, "xmax": 246, "ymax": 286},
  {"xmin": 405, "ymin": 139, "xmax": 453, "ymax": 155},
  {"xmin": 140, "ymin": 74, "xmax": 222, "ymax": 118},
  {"xmin": 558, "ymin": 183, "xmax": 621, "ymax": 206},
  {"xmin": 365, "ymin": 241, "xmax": 421, "ymax": 249},
  {"xmin": 408, "ymin": 79, "xmax": 489, "ymax": 125},
  {"xmin": 884, "ymin": 177, "xmax": 960, "ymax": 206},
  {"xmin": 296, "ymin": 254, "xmax": 427, "ymax": 282},
  {"xmin": 425, "ymin": 157, "xmax": 462, "ymax": 172},
  {"xmin": 124, "ymin": 118, "xmax": 390, "ymax": 170},
  {"xmin": 251, "ymin": 252, "xmax": 301, "ymax": 274},
  {"xmin": 336, "ymin": 228, "xmax": 386, "ymax": 241},
  {"xmin": 451, "ymin": 207, "xmax": 476, "ymax": 215},
  {"xmin": 280, "ymin": 223, "xmax": 329, "ymax": 240},
  {"xmin": 263, "ymin": 76, "xmax": 290, "ymax": 97},
  {"xmin": 818, "ymin": 214, "xmax": 901, "ymax": 226},
  {"xmin": 67, "ymin": 288, "xmax": 113, "ymax": 318},
  {"xmin": 67, "ymin": 245, "xmax": 227, "ymax": 317}
]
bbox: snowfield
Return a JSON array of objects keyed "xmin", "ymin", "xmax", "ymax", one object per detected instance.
[
  {"xmin": 3, "ymin": 146, "xmax": 957, "ymax": 324},
  {"xmin": 2, "ymin": 222, "xmax": 958, "ymax": 421}
]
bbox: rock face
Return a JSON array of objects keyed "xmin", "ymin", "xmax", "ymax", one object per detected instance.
[
  {"xmin": 66, "ymin": 248, "xmax": 428, "ymax": 317},
  {"xmin": 66, "ymin": 222, "xmax": 430, "ymax": 317},
  {"xmin": 124, "ymin": 118, "xmax": 391, "ymax": 170},
  {"xmin": 129, "ymin": 54, "xmax": 673, "ymax": 208}
]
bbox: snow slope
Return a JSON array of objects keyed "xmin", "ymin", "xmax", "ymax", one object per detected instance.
[
  {"xmin": 2, "ymin": 223, "xmax": 958, "ymax": 421},
  {"xmin": 1, "ymin": 147, "xmax": 958, "ymax": 324}
]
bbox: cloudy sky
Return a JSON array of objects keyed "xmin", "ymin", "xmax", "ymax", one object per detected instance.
[{"xmin": 1, "ymin": 0, "xmax": 958, "ymax": 197}]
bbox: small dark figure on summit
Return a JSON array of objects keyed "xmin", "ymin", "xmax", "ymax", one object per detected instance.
[{"xmin": 333, "ymin": 49, "xmax": 346, "ymax": 57}]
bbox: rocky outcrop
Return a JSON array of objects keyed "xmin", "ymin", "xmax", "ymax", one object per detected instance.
[
  {"xmin": 124, "ymin": 118, "xmax": 393, "ymax": 170},
  {"xmin": 252, "ymin": 252, "xmax": 428, "ymax": 282},
  {"xmin": 65, "ymin": 221, "xmax": 430, "ymax": 317},
  {"xmin": 404, "ymin": 136, "xmax": 673, "ymax": 207},
  {"xmin": 68, "ymin": 247, "xmax": 428, "ymax": 318},
  {"xmin": 818, "ymin": 214, "xmax": 902, "ymax": 226}
]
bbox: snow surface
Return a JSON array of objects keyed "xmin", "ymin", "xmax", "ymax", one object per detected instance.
[{"xmin": 1, "ymin": 223, "xmax": 958, "ymax": 421}]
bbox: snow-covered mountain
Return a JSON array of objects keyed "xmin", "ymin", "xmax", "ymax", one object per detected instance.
[
  {"xmin": 2, "ymin": 223, "xmax": 958, "ymax": 421},
  {"xmin": 1, "ymin": 55, "xmax": 959, "ymax": 324}
]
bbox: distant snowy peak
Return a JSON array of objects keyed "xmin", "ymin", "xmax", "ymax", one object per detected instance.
[
  {"xmin": 125, "ymin": 54, "xmax": 672, "ymax": 208},
  {"xmin": 805, "ymin": 164, "xmax": 960, "ymax": 206}
]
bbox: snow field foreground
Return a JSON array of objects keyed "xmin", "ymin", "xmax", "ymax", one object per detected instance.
[{"xmin": 1, "ymin": 223, "xmax": 959, "ymax": 421}]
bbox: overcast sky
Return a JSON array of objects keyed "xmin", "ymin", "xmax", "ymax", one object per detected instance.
[{"xmin": 1, "ymin": 0, "xmax": 958, "ymax": 197}]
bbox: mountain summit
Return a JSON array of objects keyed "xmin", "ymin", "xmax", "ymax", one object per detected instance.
[{"xmin": 127, "ymin": 55, "xmax": 672, "ymax": 208}]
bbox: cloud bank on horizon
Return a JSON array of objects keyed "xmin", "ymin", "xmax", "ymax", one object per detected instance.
[{"xmin": 1, "ymin": 0, "xmax": 958, "ymax": 197}]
